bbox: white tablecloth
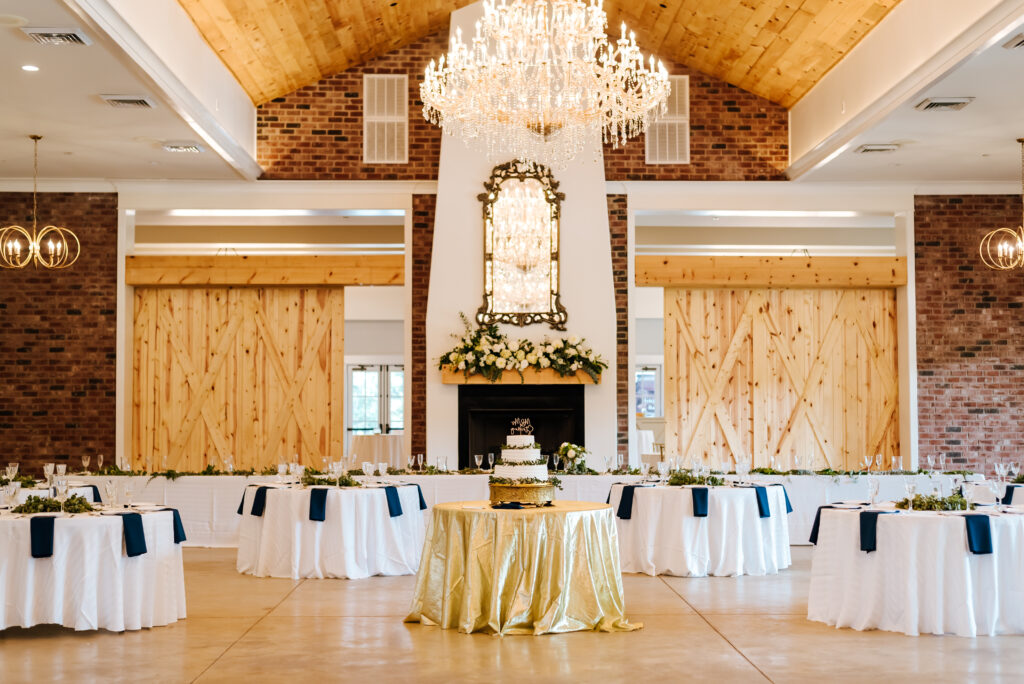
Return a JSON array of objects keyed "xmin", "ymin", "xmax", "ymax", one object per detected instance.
[
  {"xmin": 13, "ymin": 485, "xmax": 97, "ymax": 505},
  {"xmin": 349, "ymin": 434, "xmax": 405, "ymax": 468},
  {"xmin": 0, "ymin": 510, "xmax": 186, "ymax": 631},
  {"xmin": 636, "ymin": 430, "xmax": 656, "ymax": 456},
  {"xmin": 236, "ymin": 484, "xmax": 426, "ymax": 579},
  {"xmin": 727, "ymin": 473, "xmax": 982, "ymax": 545},
  {"xmin": 610, "ymin": 484, "xmax": 791, "ymax": 577},
  {"xmin": 808, "ymin": 507, "xmax": 1024, "ymax": 636}
]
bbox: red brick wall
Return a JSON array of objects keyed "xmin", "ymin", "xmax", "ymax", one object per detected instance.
[
  {"xmin": 603, "ymin": 62, "xmax": 788, "ymax": 181},
  {"xmin": 607, "ymin": 195, "xmax": 630, "ymax": 454},
  {"xmin": 256, "ymin": 30, "xmax": 788, "ymax": 182},
  {"xmin": 409, "ymin": 194, "xmax": 437, "ymax": 459},
  {"xmin": 0, "ymin": 192, "xmax": 118, "ymax": 476},
  {"xmin": 257, "ymin": 29, "xmax": 447, "ymax": 180},
  {"xmin": 915, "ymin": 195, "xmax": 1024, "ymax": 476}
]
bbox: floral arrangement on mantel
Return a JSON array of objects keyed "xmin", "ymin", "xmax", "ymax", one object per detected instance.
[{"xmin": 439, "ymin": 314, "xmax": 608, "ymax": 383}]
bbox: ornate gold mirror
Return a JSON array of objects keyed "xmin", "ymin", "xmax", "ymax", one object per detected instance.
[{"xmin": 476, "ymin": 160, "xmax": 568, "ymax": 330}]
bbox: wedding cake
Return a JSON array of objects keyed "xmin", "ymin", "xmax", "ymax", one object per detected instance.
[{"xmin": 489, "ymin": 418, "xmax": 555, "ymax": 506}]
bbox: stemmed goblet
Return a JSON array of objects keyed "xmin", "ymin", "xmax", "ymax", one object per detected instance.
[
  {"xmin": 487, "ymin": 452, "xmax": 495, "ymax": 471},
  {"xmin": 903, "ymin": 477, "xmax": 917, "ymax": 511},
  {"xmin": 81, "ymin": 455, "xmax": 91, "ymax": 473},
  {"xmin": 474, "ymin": 453, "xmax": 483, "ymax": 470}
]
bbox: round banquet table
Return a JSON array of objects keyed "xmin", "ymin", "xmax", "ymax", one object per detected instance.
[
  {"xmin": 807, "ymin": 506, "xmax": 1024, "ymax": 636},
  {"xmin": 609, "ymin": 484, "xmax": 791, "ymax": 577},
  {"xmin": 406, "ymin": 500, "xmax": 642, "ymax": 636},
  {"xmin": 236, "ymin": 483, "xmax": 427, "ymax": 579},
  {"xmin": 0, "ymin": 508, "xmax": 187, "ymax": 631}
]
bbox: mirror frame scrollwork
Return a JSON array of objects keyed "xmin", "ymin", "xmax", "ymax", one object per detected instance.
[{"xmin": 475, "ymin": 159, "xmax": 568, "ymax": 330}]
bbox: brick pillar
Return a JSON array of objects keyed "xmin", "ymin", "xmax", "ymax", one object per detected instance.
[
  {"xmin": 607, "ymin": 195, "xmax": 630, "ymax": 454},
  {"xmin": 409, "ymin": 194, "xmax": 437, "ymax": 458}
]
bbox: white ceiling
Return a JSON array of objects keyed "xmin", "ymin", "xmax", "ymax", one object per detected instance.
[
  {"xmin": 804, "ymin": 21, "xmax": 1024, "ymax": 184},
  {"xmin": 0, "ymin": 0, "xmax": 241, "ymax": 180}
]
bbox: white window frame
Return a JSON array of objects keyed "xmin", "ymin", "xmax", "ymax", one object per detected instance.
[
  {"xmin": 635, "ymin": 364, "xmax": 663, "ymax": 418},
  {"xmin": 362, "ymin": 73, "xmax": 409, "ymax": 164},
  {"xmin": 645, "ymin": 75, "xmax": 690, "ymax": 165}
]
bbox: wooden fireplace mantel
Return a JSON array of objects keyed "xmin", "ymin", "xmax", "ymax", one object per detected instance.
[{"xmin": 440, "ymin": 367, "xmax": 600, "ymax": 385}]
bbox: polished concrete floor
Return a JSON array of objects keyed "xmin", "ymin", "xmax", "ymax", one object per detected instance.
[{"xmin": 1, "ymin": 547, "xmax": 1021, "ymax": 683}]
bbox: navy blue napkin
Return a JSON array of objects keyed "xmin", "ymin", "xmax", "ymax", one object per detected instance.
[
  {"xmin": 809, "ymin": 505, "xmax": 840, "ymax": 545},
  {"xmin": 414, "ymin": 484, "xmax": 428, "ymax": 510},
  {"xmin": 691, "ymin": 487, "xmax": 708, "ymax": 517},
  {"xmin": 859, "ymin": 510, "xmax": 894, "ymax": 553},
  {"xmin": 964, "ymin": 514, "xmax": 994, "ymax": 554},
  {"xmin": 616, "ymin": 485, "xmax": 644, "ymax": 519},
  {"xmin": 384, "ymin": 486, "xmax": 403, "ymax": 517},
  {"xmin": 30, "ymin": 516, "xmax": 55, "ymax": 558},
  {"xmin": 88, "ymin": 485, "xmax": 102, "ymax": 504},
  {"xmin": 236, "ymin": 492, "xmax": 245, "ymax": 515},
  {"xmin": 491, "ymin": 502, "xmax": 523, "ymax": 509},
  {"xmin": 157, "ymin": 508, "xmax": 187, "ymax": 544},
  {"xmin": 117, "ymin": 512, "xmax": 148, "ymax": 557},
  {"xmin": 751, "ymin": 486, "xmax": 771, "ymax": 518},
  {"xmin": 250, "ymin": 486, "xmax": 270, "ymax": 516},
  {"xmin": 1002, "ymin": 485, "xmax": 1020, "ymax": 505},
  {"xmin": 309, "ymin": 487, "xmax": 328, "ymax": 522}
]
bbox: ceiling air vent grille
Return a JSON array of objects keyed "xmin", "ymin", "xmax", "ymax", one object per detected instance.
[
  {"xmin": 101, "ymin": 94, "xmax": 156, "ymax": 109},
  {"xmin": 162, "ymin": 141, "xmax": 203, "ymax": 154},
  {"xmin": 21, "ymin": 27, "xmax": 92, "ymax": 46},
  {"xmin": 914, "ymin": 97, "xmax": 974, "ymax": 112},
  {"xmin": 855, "ymin": 143, "xmax": 899, "ymax": 154},
  {"xmin": 1003, "ymin": 33, "xmax": 1024, "ymax": 49}
]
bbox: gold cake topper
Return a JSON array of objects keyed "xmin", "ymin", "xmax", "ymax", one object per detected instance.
[{"xmin": 510, "ymin": 417, "xmax": 534, "ymax": 435}]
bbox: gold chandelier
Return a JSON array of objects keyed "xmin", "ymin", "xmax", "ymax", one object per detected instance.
[
  {"xmin": 421, "ymin": 0, "xmax": 670, "ymax": 168},
  {"xmin": 1, "ymin": 135, "xmax": 80, "ymax": 270},
  {"xmin": 980, "ymin": 138, "xmax": 1024, "ymax": 270}
]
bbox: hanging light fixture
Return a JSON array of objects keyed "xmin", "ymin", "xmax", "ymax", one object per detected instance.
[
  {"xmin": 1, "ymin": 135, "xmax": 81, "ymax": 269},
  {"xmin": 421, "ymin": 0, "xmax": 670, "ymax": 169},
  {"xmin": 980, "ymin": 138, "xmax": 1024, "ymax": 270}
]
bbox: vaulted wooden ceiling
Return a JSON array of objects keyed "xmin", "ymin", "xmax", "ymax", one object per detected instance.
[{"xmin": 177, "ymin": 0, "xmax": 901, "ymax": 107}]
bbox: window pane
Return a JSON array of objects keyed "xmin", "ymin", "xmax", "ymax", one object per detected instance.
[{"xmin": 635, "ymin": 369, "xmax": 658, "ymax": 418}]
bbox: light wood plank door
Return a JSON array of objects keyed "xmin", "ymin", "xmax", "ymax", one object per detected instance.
[
  {"xmin": 664, "ymin": 287, "xmax": 899, "ymax": 471},
  {"xmin": 132, "ymin": 287, "xmax": 344, "ymax": 472}
]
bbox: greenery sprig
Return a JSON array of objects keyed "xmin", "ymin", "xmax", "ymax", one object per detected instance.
[
  {"xmin": 489, "ymin": 475, "xmax": 563, "ymax": 490},
  {"xmin": 302, "ymin": 471, "xmax": 361, "ymax": 488},
  {"xmin": 13, "ymin": 494, "xmax": 94, "ymax": 514},
  {"xmin": 895, "ymin": 493, "xmax": 971, "ymax": 511},
  {"xmin": 667, "ymin": 470, "xmax": 725, "ymax": 487},
  {"xmin": 0, "ymin": 475, "xmax": 37, "ymax": 488}
]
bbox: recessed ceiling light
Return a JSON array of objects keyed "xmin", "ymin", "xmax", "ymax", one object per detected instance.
[{"xmin": 21, "ymin": 64, "xmax": 39, "ymax": 72}]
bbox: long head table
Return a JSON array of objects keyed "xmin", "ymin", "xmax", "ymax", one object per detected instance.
[{"xmin": 72, "ymin": 472, "xmax": 982, "ymax": 548}]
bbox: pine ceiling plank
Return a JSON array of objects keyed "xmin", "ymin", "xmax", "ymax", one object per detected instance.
[{"xmin": 724, "ymin": 0, "xmax": 782, "ymax": 84}]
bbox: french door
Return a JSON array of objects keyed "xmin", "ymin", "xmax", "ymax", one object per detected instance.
[{"xmin": 346, "ymin": 364, "xmax": 404, "ymax": 455}]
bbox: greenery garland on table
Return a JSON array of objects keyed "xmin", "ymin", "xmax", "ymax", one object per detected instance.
[
  {"xmin": 667, "ymin": 471, "xmax": 725, "ymax": 487},
  {"xmin": 439, "ymin": 313, "xmax": 608, "ymax": 383},
  {"xmin": 301, "ymin": 471, "xmax": 361, "ymax": 488},
  {"xmin": 1014, "ymin": 473, "xmax": 1024, "ymax": 484},
  {"xmin": 895, "ymin": 493, "xmax": 971, "ymax": 511},
  {"xmin": 0, "ymin": 474, "xmax": 37, "ymax": 488},
  {"xmin": 12, "ymin": 494, "xmax": 94, "ymax": 514}
]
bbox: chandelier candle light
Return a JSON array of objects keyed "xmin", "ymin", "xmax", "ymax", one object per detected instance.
[
  {"xmin": 1, "ymin": 135, "xmax": 80, "ymax": 270},
  {"xmin": 421, "ymin": 0, "xmax": 670, "ymax": 168},
  {"xmin": 979, "ymin": 138, "xmax": 1024, "ymax": 270}
]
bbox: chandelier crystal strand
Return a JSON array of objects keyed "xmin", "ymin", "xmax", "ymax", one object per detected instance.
[
  {"xmin": 421, "ymin": 0, "xmax": 670, "ymax": 169},
  {"xmin": 1, "ymin": 135, "xmax": 80, "ymax": 270},
  {"xmin": 980, "ymin": 138, "xmax": 1024, "ymax": 270}
]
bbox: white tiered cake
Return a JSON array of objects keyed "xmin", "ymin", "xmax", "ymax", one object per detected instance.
[{"xmin": 493, "ymin": 433, "xmax": 548, "ymax": 482}]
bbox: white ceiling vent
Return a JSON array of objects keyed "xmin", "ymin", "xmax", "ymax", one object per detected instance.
[
  {"xmin": 162, "ymin": 141, "xmax": 203, "ymax": 154},
  {"xmin": 101, "ymin": 94, "xmax": 156, "ymax": 109},
  {"xmin": 855, "ymin": 143, "xmax": 900, "ymax": 154},
  {"xmin": 914, "ymin": 97, "xmax": 974, "ymax": 112},
  {"xmin": 1003, "ymin": 33, "xmax": 1024, "ymax": 49},
  {"xmin": 20, "ymin": 27, "xmax": 92, "ymax": 46}
]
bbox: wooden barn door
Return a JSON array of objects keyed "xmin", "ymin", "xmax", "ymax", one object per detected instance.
[
  {"xmin": 131, "ymin": 287, "xmax": 344, "ymax": 472},
  {"xmin": 664, "ymin": 287, "xmax": 898, "ymax": 471}
]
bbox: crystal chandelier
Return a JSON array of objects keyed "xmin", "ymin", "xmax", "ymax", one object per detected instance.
[
  {"xmin": 1, "ymin": 135, "xmax": 81, "ymax": 269},
  {"xmin": 421, "ymin": 0, "xmax": 670, "ymax": 168},
  {"xmin": 492, "ymin": 179, "xmax": 551, "ymax": 312}
]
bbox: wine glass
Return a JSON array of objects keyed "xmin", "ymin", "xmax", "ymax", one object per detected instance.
[
  {"xmin": 55, "ymin": 477, "xmax": 69, "ymax": 513},
  {"xmin": 903, "ymin": 477, "xmax": 917, "ymax": 511},
  {"xmin": 224, "ymin": 454, "xmax": 234, "ymax": 474},
  {"xmin": 867, "ymin": 477, "xmax": 880, "ymax": 507},
  {"xmin": 56, "ymin": 464, "xmax": 66, "ymax": 477},
  {"xmin": 416, "ymin": 453, "xmax": 424, "ymax": 469},
  {"xmin": 277, "ymin": 463, "xmax": 288, "ymax": 483},
  {"xmin": 97, "ymin": 454, "xmax": 104, "ymax": 471},
  {"xmin": 487, "ymin": 453, "xmax": 495, "ymax": 470},
  {"xmin": 640, "ymin": 462, "xmax": 651, "ymax": 479},
  {"xmin": 657, "ymin": 461, "xmax": 669, "ymax": 482},
  {"xmin": 122, "ymin": 480, "xmax": 134, "ymax": 509},
  {"xmin": 939, "ymin": 453, "xmax": 947, "ymax": 472},
  {"xmin": 874, "ymin": 453, "xmax": 884, "ymax": 472},
  {"xmin": 553, "ymin": 454, "xmax": 562, "ymax": 471},
  {"xmin": 362, "ymin": 461, "xmax": 375, "ymax": 477},
  {"xmin": 5, "ymin": 463, "xmax": 16, "ymax": 481},
  {"xmin": 963, "ymin": 484, "xmax": 975, "ymax": 510},
  {"xmin": 43, "ymin": 463, "xmax": 55, "ymax": 487},
  {"xmin": 81, "ymin": 455, "xmax": 91, "ymax": 473},
  {"xmin": 4, "ymin": 481, "xmax": 18, "ymax": 507},
  {"xmin": 926, "ymin": 454, "xmax": 935, "ymax": 473},
  {"xmin": 377, "ymin": 462, "xmax": 388, "ymax": 477},
  {"xmin": 617, "ymin": 452, "xmax": 625, "ymax": 472},
  {"xmin": 474, "ymin": 453, "xmax": 483, "ymax": 469},
  {"xmin": 103, "ymin": 479, "xmax": 117, "ymax": 507}
]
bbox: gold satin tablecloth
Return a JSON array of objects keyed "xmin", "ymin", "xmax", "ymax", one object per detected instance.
[{"xmin": 405, "ymin": 500, "xmax": 642, "ymax": 635}]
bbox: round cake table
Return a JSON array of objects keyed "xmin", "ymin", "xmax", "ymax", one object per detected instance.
[{"xmin": 405, "ymin": 500, "xmax": 642, "ymax": 636}]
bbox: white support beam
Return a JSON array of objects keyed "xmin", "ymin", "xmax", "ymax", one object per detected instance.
[{"xmin": 788, "ymin": 0, "xmax": 1024, "ymax": 180}]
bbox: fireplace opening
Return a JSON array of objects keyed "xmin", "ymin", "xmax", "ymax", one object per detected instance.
[{"xmin": 457, "ymin": 385, "xmax": 585, "ymax": 469}]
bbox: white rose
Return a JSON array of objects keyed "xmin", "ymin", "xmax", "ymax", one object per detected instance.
[
  {"xmin": 526, "ymin": 353, "xmax": 538, "ymax": 364},
  {"xmin": 519, "ymin": 360, "xmax": 528, "ymax": 370},
  {"xmin": 486, "ymin": 354, "xmax": 496, "ymax": 364},
  {"xmin": 569, "ymin": 335, "xmax": 580, "ymax": 345},
  {"xmin": 539, "ymin": 357, "xmax": 551, "ymax": 368},
  {"xmin": 515, "ymin": 350, "xmax": 525, "ymax": 361},
  {"xmin": 458, "ymin": 361, "xmax": 466, "ymax": 370},
  {"xmin": 510, "ymin": 341, "xmax": 519, "ymax": 352},
  {"xmin": 496, "ymin": 357, "xmax": 507, "ymax": 369},
  {"xmin": 466, "ymin": 352, "xmax": 475, "ymax": 362},
  {"xmin": 570, "ymin": 362, "xmax": 579, "ymax": 371},
  {"xmin": 567, "ymin": 347, "xmax": 577, "ymax": 356},
  {"xmin": 568, "ymin": 448, "xmax": 576, "ymax": 458},
  {"xmin": 494, "ymin": 342, "xmax": 505, "ymax": 352},
  {"xmin": 448, "ymin": 352, "xmax": 458, "ymax": 363},
  {"xmin": 500, "ymin": 349, "xmax": 511, "ymax": 359},
  {"xmin": 545, "ymin": 344, "xmax": 555, "ymax": 354}
]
